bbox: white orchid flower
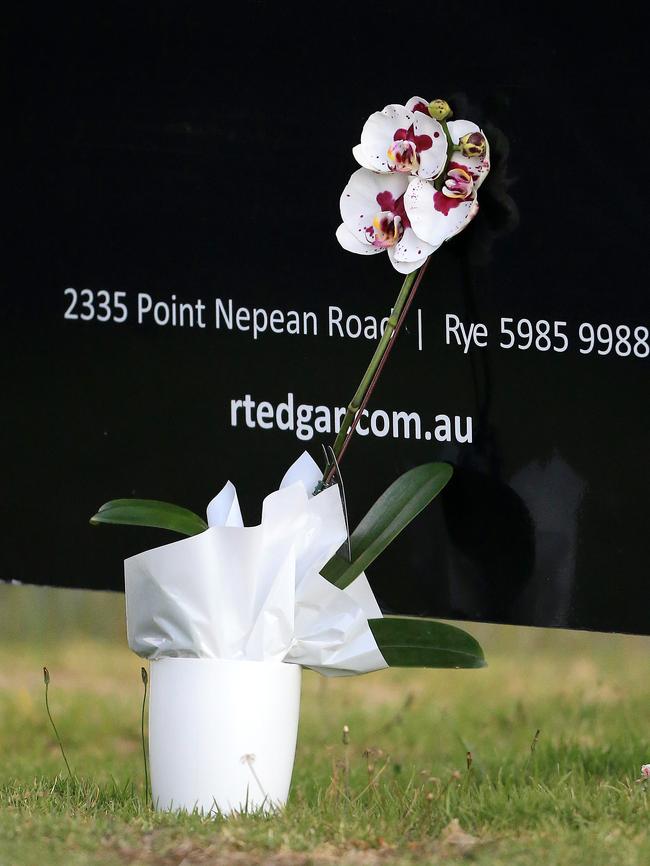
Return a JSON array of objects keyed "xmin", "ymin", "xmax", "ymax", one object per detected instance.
[
  {"xmin": 352, "ymin": 96, "xmax": 448, "ymax": 179},
  {"xmin": 404, "ymin": 119, "xmax": 490, "ymax": 249},
  {"xmin": 336, "ymin": 168, "xmax": 438, "ymax": 274}
]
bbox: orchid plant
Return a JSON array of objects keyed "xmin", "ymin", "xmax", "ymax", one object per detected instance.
[
  {"xmin": 326, "ymin": 96, "xmax": 489, "ymax": 482},
  {"xmin": 91, "ymin": 95, "xmax": 490, "ymax": 671}
]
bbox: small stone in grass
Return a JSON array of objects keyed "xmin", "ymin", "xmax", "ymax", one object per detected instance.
[{"xmin": 439, "ymin": 819, "xmax": 479, "ymax": 857}]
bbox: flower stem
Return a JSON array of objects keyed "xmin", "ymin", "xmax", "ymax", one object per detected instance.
[
  {"xmin": 140, "ymin": 667, "xmax": 150, "ymax": 807},
  {"xmin": 43, "ymin": 667, "xmax": 73, "ymax": 780},
  {"xmin": 321, "ymin": 257, "xmax": 431, "ymax": 486},
  {"xmin": 329, "ymin": 271, "xmax": 417, "ymax": 454},
  {"xmin": 434, "ymin": 120, "xmax": 455, "ymax": 190}
]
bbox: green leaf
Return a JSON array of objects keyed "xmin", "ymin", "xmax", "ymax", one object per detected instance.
[
  {"xmin": 321, "ymin": 462, "xmax": 453, "ymax": 589},
  {"xmin": 89, "ymin": 499, "xmax": 207, "ymax": 537},
  {"xmin": 369, "ymin": 616, "xmax": 486, "ymax": 669}
]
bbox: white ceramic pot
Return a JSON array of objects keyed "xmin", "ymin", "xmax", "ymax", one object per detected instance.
[{"xmin": 148, "ymin": 657, "xmax": 302, "ymax": 814}]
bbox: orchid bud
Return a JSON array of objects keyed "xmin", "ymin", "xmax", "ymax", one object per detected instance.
[
  {"xmin": 428, "ymin": 99, "xmax": 452, "ymax": 121},
  {"xmin": 458, "ymin": 131, "xmax": 487, "ymax": 158}
]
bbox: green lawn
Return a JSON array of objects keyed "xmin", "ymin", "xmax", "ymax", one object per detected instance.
[{"xmin": 0, "ymin": 584, "xmax": 649, "ymax": 865}]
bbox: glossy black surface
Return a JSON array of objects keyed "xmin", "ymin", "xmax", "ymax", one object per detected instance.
[{"xmin": 5, "ymin": 6, "xmax": 649, "ymax": 633}]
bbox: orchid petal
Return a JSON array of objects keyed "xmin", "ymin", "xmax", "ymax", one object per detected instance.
[
  {"xmin": 387, "ymin": 247, "xmax": 428, "ymax": 273},
  {"xmin": 446, "ymin": 119, "xmax": 481, "ymax": 141},
  {"xmin": 336, "ymin": 223, "xmax": 382, "ymax": 256},
  {"xmin": 405, "ymin": 178, "xmax": 477, "ymax": 247},
  {"xmin": 352, "ymin": 143, "xmax": 376, "ymax": 172},
  {"xmin": 355, "ymin": 104, "xmax": 415, "ymax": 173},
  {"xmin": 405, "ymin": 96, "xmax": 430, "ymax": 115},
  {"xmin": 392, "ymin": 227, "xmax": 438, "ymax": 263},
  {"xmin": 411, "ymin": 113, "xmax": 447, "ymax": 179},
  {"xmin": 340, "ymin": 168, "xmax": 409, "ymax": 235}
]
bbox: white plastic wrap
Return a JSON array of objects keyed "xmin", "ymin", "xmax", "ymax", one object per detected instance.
[{"xmin": 125, "ymin": 453, "xmax": 387, "ymax": 676}]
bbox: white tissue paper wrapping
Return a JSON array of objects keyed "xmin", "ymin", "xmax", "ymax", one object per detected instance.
[{"xmin": 124, "ymin": 452, "xmax": 388, "ymax": 676}]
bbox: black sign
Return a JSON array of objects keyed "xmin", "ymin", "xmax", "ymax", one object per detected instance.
[{"xmin": 5, "ymin": 6, "xmax": 649, "ymax": 635}]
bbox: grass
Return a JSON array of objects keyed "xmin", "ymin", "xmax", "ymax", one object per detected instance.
[{"xmin": 0, "ymin": 584, "xmax": 649, "ymax": 865}]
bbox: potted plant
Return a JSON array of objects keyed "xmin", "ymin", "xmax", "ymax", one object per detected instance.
[{"xmin": 91, "ymin": 94, "xmax": 491, "ymax": 815}]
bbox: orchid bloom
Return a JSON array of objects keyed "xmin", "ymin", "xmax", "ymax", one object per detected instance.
[
  {"xmin": 405, "ymin": 118, "xmax": 490, "ymax": 249},
  {"xmin": 642, "ymin": 764, "xmax": 650, "ymax": 779},
  {"xmin": 337, "ymin": 97, "xmax": 491, "ymax": 268},
  {"xmin": 336, "ymin": 168, "xmax": 437, "ymax": 274},
  {"xmin": 353, "ymin": 97, "xmax": 448, "ymax": 179}
]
